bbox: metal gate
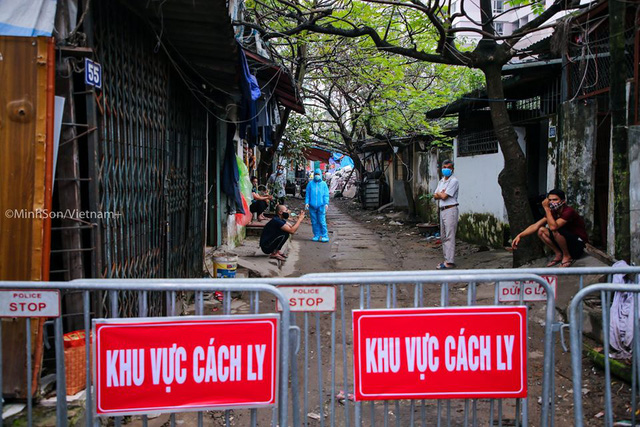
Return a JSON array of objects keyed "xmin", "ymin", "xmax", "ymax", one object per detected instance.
[
  {"xmin": 570, "ymin": 276, "xmax": 640, "ymax": 426},
  {"xmin": 0, "ymin": 280, "xmax": 292, "ymax": 427},
  {"xmin": 306, "ymin": 266, "xmax": 640, "ymax": 426},
  {"xmin": 91, "ymin": 0, "xmax": 207, "ymax": 283}
]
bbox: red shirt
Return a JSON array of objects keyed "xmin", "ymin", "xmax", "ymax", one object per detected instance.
[{"xmin": 554, "ymin": 205, "xmax": 589, "ymax": 243}]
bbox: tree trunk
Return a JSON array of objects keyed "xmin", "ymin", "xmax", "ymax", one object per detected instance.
[
  {"xmin": 483, "ymin": 65, "xmax": 544, "ymax": 266},
  {"xmin": 609, "ymin": 0, "xmax": 631, "ymax": 261},
  {"xmin": 342, "ymin": 137, "xmax": 365, "ymax": 174}
]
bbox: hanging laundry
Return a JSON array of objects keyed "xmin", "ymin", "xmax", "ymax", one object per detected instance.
[
  {"xmin": 238, "ymin": 44, "xmax": 260, "ymax": 147},
  {"xmin": 221, "ymin": 124, "xmax": 245, "ymax": 214}
]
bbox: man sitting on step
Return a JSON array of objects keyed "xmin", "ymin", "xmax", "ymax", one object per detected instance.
[{"xmin": 512, "ymin": 188, "xmax": 588, "ymax": 267}]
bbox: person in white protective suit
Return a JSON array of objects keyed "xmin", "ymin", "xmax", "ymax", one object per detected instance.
[{"xmin": 305, "ymin": 168, "xmax": 330, "ymax": 242}]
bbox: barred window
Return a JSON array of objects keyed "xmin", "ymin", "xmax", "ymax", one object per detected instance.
[{"xmin": 458, "ymin": 130, "xmax": 499, "ymax": 156}]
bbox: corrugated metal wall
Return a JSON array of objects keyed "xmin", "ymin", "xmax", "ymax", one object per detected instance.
[
  {"xmin": 0, "ymin": 36, "xmax": 52, "ymax": 398},
  {"xmin": 91, "ymin": 1, "xmax": 207, "ymax": 283}
]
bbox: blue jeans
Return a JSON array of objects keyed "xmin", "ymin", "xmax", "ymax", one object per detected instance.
[{"xmin": 309, "ymin": 206, "xmax": 328, "ymax": 238}]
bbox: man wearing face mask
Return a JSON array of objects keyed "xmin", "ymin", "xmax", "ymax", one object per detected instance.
[
  {"xmin": 259, "ymin": 205, "xmax": 305, "ymax": 261},
  {"xmin": 267, "ymin": 165, "xmax": 287, "ymax": 208},
  {"xmin": 305, "ymin": 168, "xmax": 330, "ymax": 242},
  {"xmin": 512, "ymin": 189, "xmax": 588, "ymax": 267},
  {"xmin": 433, "ymin": 160, "xmax": 459, "ymax": 269}
]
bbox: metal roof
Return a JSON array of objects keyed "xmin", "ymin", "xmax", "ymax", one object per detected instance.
[
  {"xmin": 129, "ymin": 0, "xmax": 240, "ymax": 95},
  {"xmin": 425, "ymin": 64, "xmax": 560, "ymax": 118}
]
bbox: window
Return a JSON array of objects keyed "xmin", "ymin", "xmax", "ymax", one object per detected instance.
[
  {"xmin": 494, "ymin": 22, "xmax": 504, "ymax": 36},
  {"xmin": 493, "ymin": 0, "xmax": 504, "ymax": 14},
  {"xmin": 458, "ymin": 130, "xmax": 499, "ymax": 157}
]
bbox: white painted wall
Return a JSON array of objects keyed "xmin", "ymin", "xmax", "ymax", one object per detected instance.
[
  {"xmin": 452, "ymin": 127, "xmax": 525, "ymax": 224},
  {"xmin": 454, "ymin": 141, "xmax": 507, "ymax": 222}
]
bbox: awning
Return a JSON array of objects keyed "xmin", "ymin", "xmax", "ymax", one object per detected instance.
[
  {"xmin": 243, "ymin": 49, "xmax": 305, "ymax": 114},
  {"xmin": 303, "ymin": 147, "xmax": 332, "ymax": 163}
]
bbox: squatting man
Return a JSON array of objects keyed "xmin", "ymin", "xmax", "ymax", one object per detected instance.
[
  {"xmin": 259, "ymin": 205, "xmax": 305, "ymax": 261},
  {"xmin": 511, "ymin": 189, "xmax": 588, "ymax": 267}
]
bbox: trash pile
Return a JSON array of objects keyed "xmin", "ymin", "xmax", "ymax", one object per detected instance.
[{"xmin": 327, "ymin": 166, "xmax": 359, "ymax": 198}]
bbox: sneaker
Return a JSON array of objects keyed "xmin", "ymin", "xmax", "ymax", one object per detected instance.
[
  {"xmin": 312, "ymin": 236, "xmax": 320, "ymax": 241},
  {"xmin": 320, "ymin": 236, "xmax": 329, "ymax": 242}
]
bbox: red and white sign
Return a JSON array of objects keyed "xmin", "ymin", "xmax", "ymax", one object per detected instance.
[
  {"xmin": 352, "ymin": 306, "xmax": 527, "ymax": 401},
  {"xmin": 498, "ymin": 275, "xmax": 557, "ymax": 302},
  {"xmin": 0, "ymin": 290, "xmax": 60, "ymax": 318},
  {"xmin": 276, "ymin": 286, "xmax": 336, "ymax": 312},
  {"xmin": 94, "ymin": 315, "xmax": 279, "ymax": 416}
]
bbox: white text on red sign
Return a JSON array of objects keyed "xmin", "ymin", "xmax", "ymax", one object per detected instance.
[
  {"xmin": 352, "ymin": 306, "xmax": 527, "ymax": 400},
  {"xmin": 95, "ymin": 316, "xmax": 279, "ymax": 415},
  {"xmin": 498, "ymin": 275, "xmax": 557, "ymax": 302},
  {"xmin": 0, "ymin": 290, "xmax": 60, "ymax": 318},
  {"xmin": 276, "ymin": 286, "xmax": 336, "ymax": 312}
]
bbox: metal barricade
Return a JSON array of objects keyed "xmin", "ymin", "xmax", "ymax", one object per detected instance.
[
  {"xmin": 283, "ymin": 272, "xmax": 556, "ymax": 427},
  {"xmin": 0, "ymin": 280, "xmax": 292, "ymax": 427},
  {"xmin": 304, "ymin": 266, "xmax": 640, "ymax": 426},
  {"xmin": 570, "ymin": 279, "xmax": 640, "ymax": 427}
]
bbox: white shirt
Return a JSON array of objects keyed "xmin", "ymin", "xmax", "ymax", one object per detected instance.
[{"xmin": 435, "ymin": 176, "xmax": 459, "ymax": 207}]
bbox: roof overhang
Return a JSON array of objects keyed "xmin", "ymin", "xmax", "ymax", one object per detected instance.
[
  {"xmin": 426, "ymin": 64, "xmax": 560, "ymax": 118},
  {"xmin": 127, "ymin": 0, "xmax": 240, "ymax": 96},
  {"xmin": 356, "ymin": 135, "xmax": 436, "ymax": 153}
]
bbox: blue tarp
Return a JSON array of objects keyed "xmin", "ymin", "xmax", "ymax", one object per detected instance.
[
  {"xmin": 0, "ymin": 0, "xmax": 57, "ymax": 37},
  {"xmin": 330, "ymin": 153, "xmax": 355, "ymax": 170},
  {"xmin": 238, "ymin": 44, "xmax": 261, "ymax": 147}
]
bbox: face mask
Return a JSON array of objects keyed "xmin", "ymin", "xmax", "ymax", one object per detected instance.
[
  {"xmin": 549, "ymin": 201, "xmax": 564, "ymax": 211},
  {"xmin": 441, "ymin": 168, "xmax": 453, "ymax": 177},
  {"xmin": 277, "ymin": 171, "xmax": 282, "ymax": 175},
  {"xmin": 314, "ymin": 175, "xmax": 321, "ymax": 181},
  {"xmin": 281, "ymin": 212, "xmax": 290, "ymax": 220}
]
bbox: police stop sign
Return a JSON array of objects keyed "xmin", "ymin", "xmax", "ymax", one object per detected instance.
[
  {"xmin": 353, "ymin": 306, "xmax": 527, "ymax": 400},
  {"xmin": 0, "ymin": 290, "xmax": 60, "ymax": 318},
  {"xmin": 276, "ymin": 286, "xmax": 336, "ymax": 312},
  {"xmin": 94, "ymin": 315, "xmax": 279, "ymax": 416}
]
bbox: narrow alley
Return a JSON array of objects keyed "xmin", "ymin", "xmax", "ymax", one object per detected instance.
[{"xmin": 205, "ymin": 198, "xmax": 618, "ymax": 427}]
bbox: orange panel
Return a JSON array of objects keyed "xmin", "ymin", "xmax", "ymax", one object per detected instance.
[{"xmin": 0, "ymin": 36, "xmax": 52, "ymax": 398}]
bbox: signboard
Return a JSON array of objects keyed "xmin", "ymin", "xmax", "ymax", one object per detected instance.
[
  {"xmin": 276, "ymin": 286, "xmax": 336, "ymax": 312},
  {"xmin": 0, "ymin": 290, "xmax": 60, "ymax": 318},
  {"xmin": 94, "ymin": 315, "xmax": 279, "ymax": 416},
  {"xmin": 498, "ymin": 275, "xmax": 557, "ymax": 302},
  {"xmin": 84, "ymin": 58, "xmax": 102, "ymax": 89},
  {"xmin": 352, "ymin": 306, "xmax": 527, "ymax": 401}
]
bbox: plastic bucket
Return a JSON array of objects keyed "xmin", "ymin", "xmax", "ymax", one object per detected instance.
[{"xmin": 213, "ymin": 255, "xmax": 238, "ymax": 278}]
